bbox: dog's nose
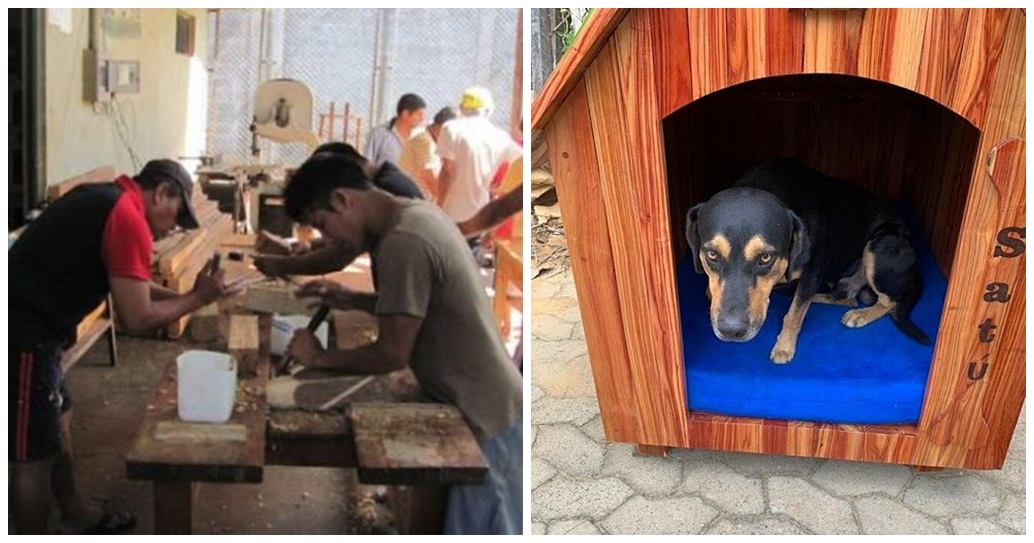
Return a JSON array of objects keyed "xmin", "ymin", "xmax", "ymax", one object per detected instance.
[{"xmin": 717, "ymin": 316, "xmax": 749, "ymax": 340}]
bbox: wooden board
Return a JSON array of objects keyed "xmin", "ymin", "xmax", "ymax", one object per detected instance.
[
  {"xmin": 245, "ymin": 283, "xmax": 314, "ymax": 315},
  {"xmin": 549, "ymin": 80, "xmax": 639, "ymax": 440},
  {"xmin": 46, "ymin": 165, "xmax": 115, "ymax": 201},
  {"xmin": 125, "ymin": 349, "xmax": 269, "ymax": 483},
  {"xmin": 349, "ymin": 402, "xmax": 488, "ymax": 486},
  {"xmin": 585, "ymin": 12, "xmax": 689, "ymax": 446},
  {"xmin": 228, "ymin": 314, "xmax": 260, "ymax": 377},
  {"xmin": 189, "ymin": 303, "xmax": 221, "ymax": 343},
  {"xmin": 333, "ymin": 310, "xmax": 378, "ymax": 350}
]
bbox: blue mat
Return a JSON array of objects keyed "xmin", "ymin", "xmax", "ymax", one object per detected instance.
[{"xmin": 678, "ymin": 214, "xmax": 946, "ymax": 425}]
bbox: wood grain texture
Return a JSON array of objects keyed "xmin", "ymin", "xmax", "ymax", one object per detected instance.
[
  {"xmin": 228, "ymin": 314, "xmax": 260, "ymax": 377},
  {"xmin": 349, "ymin": 402, "xmax": 487, "ymax": 486},
  {"xmin": 531, "ymin": 8, "xmax": 629, "ymax": 130},
  {"xmin": 650, "ymin": 8, "xmax": 692, "ymax": 118},
  {"xmin": 548, "ymin": 80, "xmax": 639, "ymax": 441},
  {"xmin": 764, "ymin": 8, "xmax": 805, "ymax": 77},
  {"xmin": 947, "ymin": 9, "xmax": 1011, "ymax": 127},
  {"xmin": 802, "ymin": 8, "xmax": 864, "ymax": 75},
  {"xmin": 586, "ymin": 12, "xmax": 689, "ymax": 446},
  {"xmin": 688, "ymin": 8, "xmax": 729, "ymax": 100},
  {"xmin": 916, "ymin": 9, "xmax": 970, "ymax": 108},
  {"xmin": 857, "ymin": 8, "xmax": 928, "ymax": 90}
]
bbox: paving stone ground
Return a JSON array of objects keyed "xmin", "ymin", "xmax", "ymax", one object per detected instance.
[{"xmin": 530, "ymin": 269, "xmax": 1026, "ymax": 535}]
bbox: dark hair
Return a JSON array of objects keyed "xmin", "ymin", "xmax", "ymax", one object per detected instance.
[
  {"xmin": 396, "ymin": 93, "xmax": 427, "ymax": 116},
  {"xmin": 433, "ymin": 106, "xmax": 457, "ymax": 126},
  {"xmin": 311, "ymin": 141, "xmax": 367, "ymax": 165},
  {"xmin": 284, "ymin": 153, "xmax": 372, "ymax": 222}
]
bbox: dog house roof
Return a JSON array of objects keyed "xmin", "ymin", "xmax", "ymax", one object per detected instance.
[{"xmin": 532, "ymin": 8, "xmax": 1025, "ymax": 136}]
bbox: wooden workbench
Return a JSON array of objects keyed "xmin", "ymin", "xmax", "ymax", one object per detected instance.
[{"xmin": 125, "ymin": 246, "xmax": 488, "ymax": 534}]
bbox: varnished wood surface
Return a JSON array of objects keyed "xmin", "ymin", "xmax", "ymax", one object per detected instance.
[
  {"xmin": 541, "ymin": 7, "xmax": 1025, "ymax": 469},
  {"xmin": 530, "ymin": 9, "xmax": 629, "ymax": 130},
  {"xmin": 548, "ymin": 80, "xmax": 639, "ymax": 440},
  {"xmin": 585, "ymin": 12, "xmax": 689, "ymax": 446}
]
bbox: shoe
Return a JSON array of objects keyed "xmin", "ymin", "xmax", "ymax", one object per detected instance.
[{"xmin": 81, "ymin": 511, "xmax": 137, "ymax": 534}]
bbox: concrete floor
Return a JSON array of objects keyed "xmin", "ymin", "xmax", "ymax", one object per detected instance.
[
  {"xmin": 530, "ymin": 269, "xmax": 1027, "ymax": 535},
  {"xmin": 11, "ymin": 334, "xmax": 391, "ymax": 535}
]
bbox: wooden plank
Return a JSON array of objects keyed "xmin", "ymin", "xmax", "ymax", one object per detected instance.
[
  {"xmin": 801, "ymin": 7, "xmax": 864, "ymax": 75},
  {"xmin": 947, "ymin": 8, "xmax": 1010, "ymax": 127},
  {"xmin": 857, "ymin": 8, "xmax": 928, "ymax": 90},
  {"xmin": 349, "ymin": 402, "xmax": 488, "ymax": 486},
  {"xmin": 725, "ymin": 8, "xmax": 767, "ymax": 87},
  {"xmin": 531, "ymin": 8, "xmax": 629, "ymax": 130},
  {"xmin": 548, "ymin": 80, "xmax": 639, "ymax": 441},
  {"xmin": 60, "ymin": 315, "xmax": 112, "ymax": 373},
  {"xmin": 333, "ymin": 310, "xmax": 379, "ymax": 350},
  {"xmin": 764, "ymin": 8, "xmax": 805, "ymax": 77},
  {"xmin": 189, "ymin": 303, "xmax": 221, "ymax": 343},
  {"xmin": 688, "ymin": 8, "xmax": 729, "ymax": 100},
  {"xmin": 155, "ymin": 421, "xmax": 247, "ymax": 442},
  {"xmin": 125, "ymin": 349, "xmax": 268, "ymax": 483},
  {"xmin": 228, "ymin": 315, "xmax": 260, "ymax": 377},
  {"xmin": 244, "ymin": 283, "xmax": 314, "ymax": 315},
  {"xmin": 916, "ymin": 9, "xmax": 970, "ymax": 109},
  {"xmin": 46, "ymin": 165, "xmax": 115, "ymax": 201},
  {"xmin": 586, "ymin": 13, "xmax": 689, "ymax": 446},
  {"xmin": 153, "ymin": 482, "xmax": 193, "ymax": 535},
  {"xmin": 650, "ymin": 8, "xmax": 692, "ymax": 118}
]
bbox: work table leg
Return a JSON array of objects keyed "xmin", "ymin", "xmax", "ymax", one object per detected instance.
[{"xmin": 153, "ymin": 481, "xmax": 194, "ymax": 534}]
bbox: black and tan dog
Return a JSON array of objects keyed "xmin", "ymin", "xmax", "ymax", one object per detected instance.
[{"xmin": 684, "ymin": 158, "xmax": 931, "ymax": 364}]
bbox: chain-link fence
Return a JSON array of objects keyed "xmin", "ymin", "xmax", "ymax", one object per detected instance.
[{"xmin": 206, "ymin": 8, "xmax": 519, "ymax": 166}]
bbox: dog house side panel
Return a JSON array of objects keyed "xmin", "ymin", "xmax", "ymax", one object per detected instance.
[
  {"xmin": 584, "ymin": 15, "xmax": 690, "ymax": 446},
  {"xmin": 912, "ymin": 8, "xmax": 1025, "ymax": 468},
  {"xmin": 946, "ymin": 9, "xmax": 1012, "ymax": 128},
  {"xmin": 547, "ymin": 79, "xmax": 640, "ymax": 442}
]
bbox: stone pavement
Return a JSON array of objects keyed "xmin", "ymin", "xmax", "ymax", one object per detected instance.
[{"xmin": 529, "ymin": 269, "xmax": 1026, "ymax": 535}]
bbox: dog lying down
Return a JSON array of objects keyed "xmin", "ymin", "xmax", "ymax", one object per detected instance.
[{"xmin": 684, "ymin": 158, "xmax": 931, "ymax": 364}]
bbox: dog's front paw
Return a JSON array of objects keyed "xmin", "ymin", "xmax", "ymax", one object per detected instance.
[
  {"xmin": 842, "ymin": 308, "xmax": 873, "ymax": 328},
  {"xmin": 770, "ymin": 343, "xmax": 796, "ymax": 364}
]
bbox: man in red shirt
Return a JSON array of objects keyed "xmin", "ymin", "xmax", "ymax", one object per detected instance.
[{"xmin": 9, "ymin": 159, "xmax": 231, "ymax": 534}]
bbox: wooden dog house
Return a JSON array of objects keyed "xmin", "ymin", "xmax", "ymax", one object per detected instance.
[{"xmin": 532, "ymin": 8, "xmax": 1025, "ymax": 469}]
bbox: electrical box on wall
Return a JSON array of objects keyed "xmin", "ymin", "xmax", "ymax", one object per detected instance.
[
  {"xmin": 108, "ymin": 60, "xmax": 141, "ymax": 95},
  {"xmin": 83, "ymin": 49, "xmax": 140, "ymax": 102}
]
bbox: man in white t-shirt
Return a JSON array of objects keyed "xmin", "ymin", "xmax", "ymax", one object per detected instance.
[{"xmin": 435, "ymin": 87, "xmax": 522, "ymax": 223}]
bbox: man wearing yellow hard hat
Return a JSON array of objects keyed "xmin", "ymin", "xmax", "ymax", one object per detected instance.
[{"xmin": 435, "ymin": 86, "xmax": 523, "ymax": 232}]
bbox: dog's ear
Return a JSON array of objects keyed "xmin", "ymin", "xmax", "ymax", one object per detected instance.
[
  {"xmin": 685, "ymin": 204, "xmax": 704, "ymax": 274},
  {"xmin": 787, "ymin": 210, "xmax": 810, "ymax": 279}
]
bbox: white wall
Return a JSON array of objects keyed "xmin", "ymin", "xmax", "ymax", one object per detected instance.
[{"xmin": 43, "ymin": 8, "xmax": 209, "ymax": 186}]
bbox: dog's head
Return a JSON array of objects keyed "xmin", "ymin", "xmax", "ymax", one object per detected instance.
[{"xmin": 685, "ymin": 187, "xmax": 809, "ymax": 342}]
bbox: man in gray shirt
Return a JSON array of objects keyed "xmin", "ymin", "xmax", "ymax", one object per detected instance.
[
  {"xmin": 282, "ymin": 152, "xmax": 523, "ymax": 534},
  {"xmin": 364, "ymin": 93, "xmax": 426, "ymax": 167}
]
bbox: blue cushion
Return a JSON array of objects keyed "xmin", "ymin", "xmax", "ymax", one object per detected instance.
[{"xmin": 678, "ymin": 211, "xmax": 946, "ymax": 425}]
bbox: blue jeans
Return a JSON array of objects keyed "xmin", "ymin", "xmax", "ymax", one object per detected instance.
[{"xmin": 444, "ymin": 417, "xmax": 523, "ymax": 534}]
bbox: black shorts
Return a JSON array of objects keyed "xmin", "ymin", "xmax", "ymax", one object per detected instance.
[{"xmin": 9, "ymin": 342, "xmax": 70, "ymax": 462}]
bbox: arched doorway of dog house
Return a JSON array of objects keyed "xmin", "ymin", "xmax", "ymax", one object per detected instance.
[{"xmin": 661, "ymin": 73, "xmax": 981, "ymax": 427}]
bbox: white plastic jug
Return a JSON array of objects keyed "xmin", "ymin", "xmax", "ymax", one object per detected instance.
[
  {"xmin": 177, "ymin": 350, "xmax": 237, "ymax": 424},
  {"xmin": 271, "ymin": 314, "xmax": 329, "ymax": 357}
]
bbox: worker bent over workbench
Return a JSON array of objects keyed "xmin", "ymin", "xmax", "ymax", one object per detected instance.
[
  {"xmin": 9, "ymin": 159, "xmax": 235, "ymax": 534},
  {"xmin": 281, "ymin": 151, "xmax": 523, "ymax": 535}
]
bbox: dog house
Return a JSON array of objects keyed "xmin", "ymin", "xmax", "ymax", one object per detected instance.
[{"xmin": 532, "ymin": 8, "xmax": 1025, "ymax": 469}]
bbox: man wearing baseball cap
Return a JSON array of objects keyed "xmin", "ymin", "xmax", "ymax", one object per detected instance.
[
  {"xmin": 9, "ymin": 158, "xmax": 231, "ymax": 534},
  {"xmin": 436, "ymin": 86, "xmax": 522, "ymax": 242}
]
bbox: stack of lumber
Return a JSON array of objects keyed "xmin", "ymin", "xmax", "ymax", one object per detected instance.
[{"xmin": 152, "ymin": 184, "xmax": 234, "ymax": 338}]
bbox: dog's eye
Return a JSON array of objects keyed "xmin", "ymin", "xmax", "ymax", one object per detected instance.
[
  {"xmin": 759, "ymin": 253, "xmax": 773, "ymax": 264},
  {"xmin": 705, "ymin": 250, "xmax": 718, "ymax": 261}
]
